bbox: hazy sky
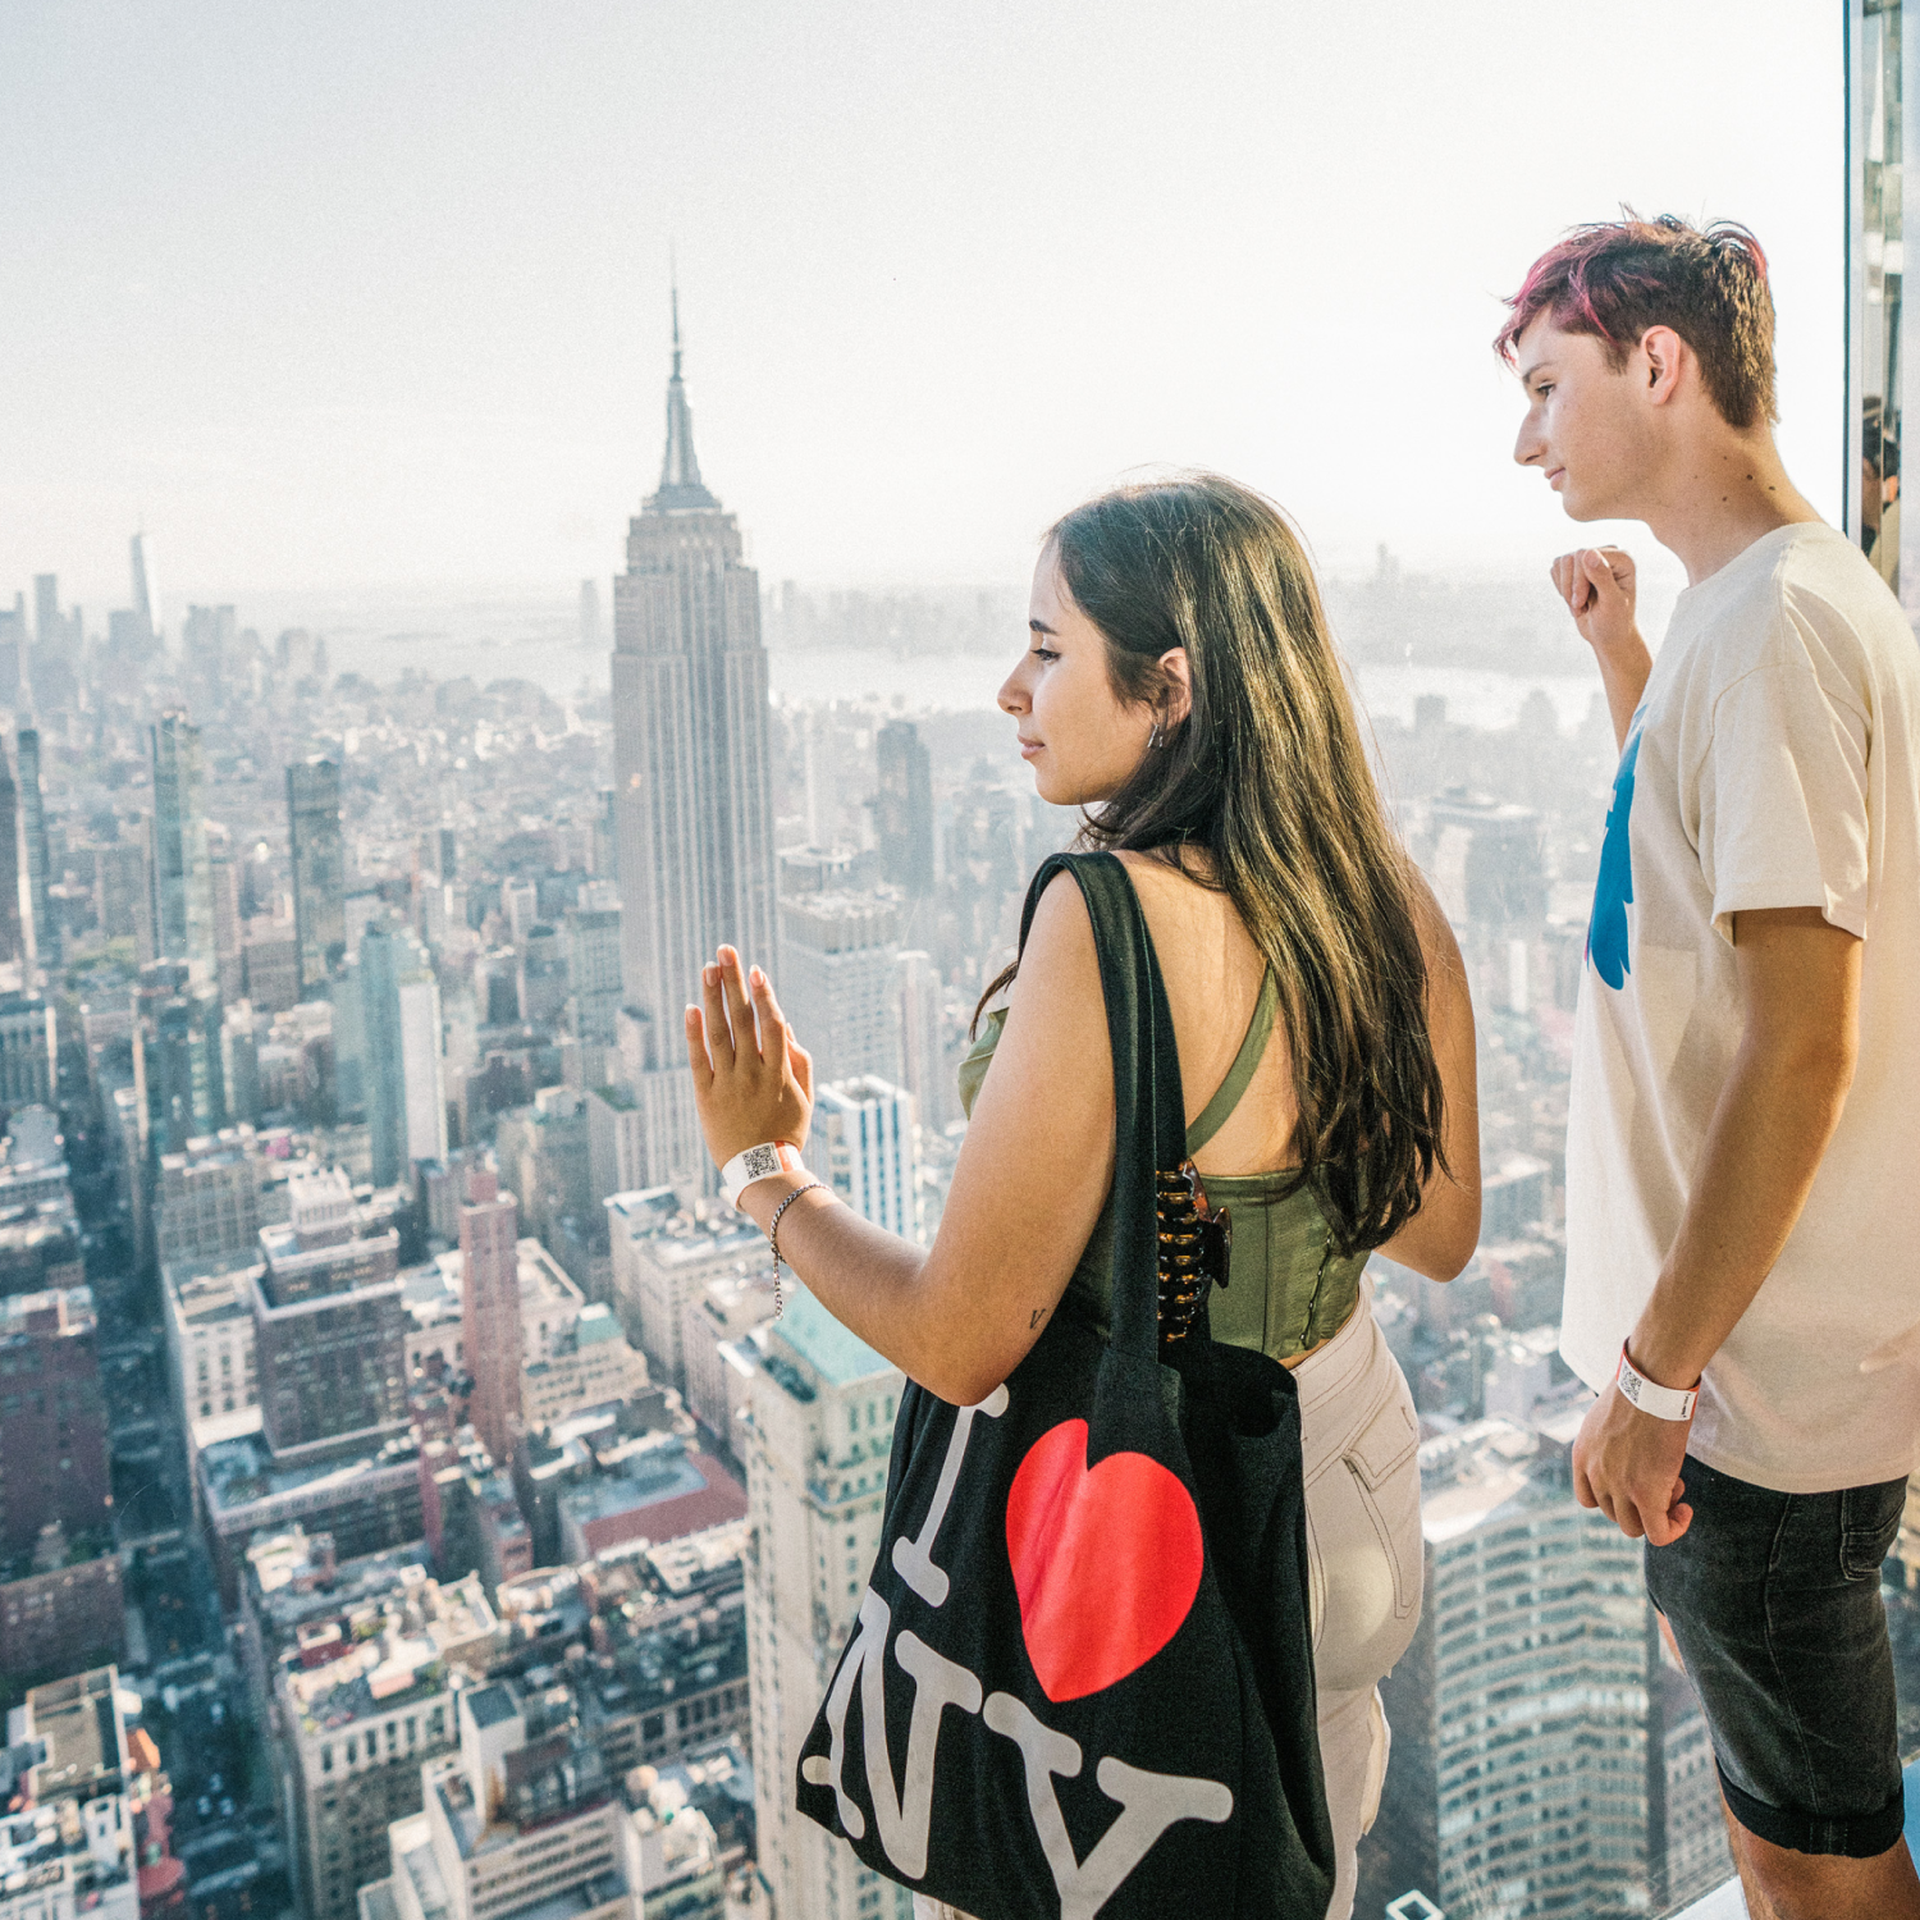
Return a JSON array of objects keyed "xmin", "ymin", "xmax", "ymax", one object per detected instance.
[{"xmin": 2, "ymin": 1, "xmax": 1842, "ymax": 615}]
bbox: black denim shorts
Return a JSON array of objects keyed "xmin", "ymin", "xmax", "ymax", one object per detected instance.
[{"xmin": 1645, "ymin": 1452, "xmax": 1908, "ymax": 1858}]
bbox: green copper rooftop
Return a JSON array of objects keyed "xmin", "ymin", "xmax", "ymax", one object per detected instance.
[
  {"xmin": 575, "ymin": 1303, "xmax": 619, "ymax": 1344},
  {"xmin": 777, "ymin": 1289, "xmax": 894, "ymax": 1388}
]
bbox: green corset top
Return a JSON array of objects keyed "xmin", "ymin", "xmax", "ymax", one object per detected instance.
[{"xmin": 957, "ymin": 969, "xmax": 1367, "ymax": 1362}]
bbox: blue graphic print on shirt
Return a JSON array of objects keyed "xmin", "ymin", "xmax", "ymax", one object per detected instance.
[{"xmin": 1588, "ymin": 724, "xmax": 1641, "ymax": 990}]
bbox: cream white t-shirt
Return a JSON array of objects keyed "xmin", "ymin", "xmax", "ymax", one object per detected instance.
[{"xmin": 1560, "ymin": 521, "xmax": 1920, "ymax": 1493}]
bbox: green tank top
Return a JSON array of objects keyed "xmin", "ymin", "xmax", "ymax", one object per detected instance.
[{"xmin": 957, "ymin": 968, "xmax": 1367, "ymax": 1362}]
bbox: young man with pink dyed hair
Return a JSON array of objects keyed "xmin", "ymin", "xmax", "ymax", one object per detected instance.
[{"xmin": 1502, "ymin": 215, "xmax": 1920, "ymax": 1919}]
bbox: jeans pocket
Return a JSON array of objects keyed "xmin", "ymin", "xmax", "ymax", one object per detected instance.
[
  {"xmin": 1343, "ymin": 1388, "xmax": 1421, "ymax": 1623},
  {"xmin": 1840, "ymin": 1478, "xmax": 1907, "ymax": 1582}
]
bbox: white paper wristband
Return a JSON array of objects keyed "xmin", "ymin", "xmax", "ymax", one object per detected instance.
[
  {"xmin": 1616, "ymin": 1342, "xmax": 1699, "ymax": 1423},
  {"xmin": 721, "ymin": 1141, "xmax": 805, "ymax": 1210}
]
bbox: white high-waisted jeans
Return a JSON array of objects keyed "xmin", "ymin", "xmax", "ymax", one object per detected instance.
[
  {"xmin": 1292, "ymin": 1275, "xmax": 1424, "ymax": 1919},
  {"xmin": 914, "ymin": 1278, "xmax": 1424, "ymax": 1920}
]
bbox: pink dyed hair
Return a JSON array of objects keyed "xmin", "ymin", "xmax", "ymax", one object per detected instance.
[{"xmin": 1496, "ymin": 214, "xmax": 1777, "ymax": 430}]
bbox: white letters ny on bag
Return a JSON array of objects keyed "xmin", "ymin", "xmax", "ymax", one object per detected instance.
[{"xmin": 799, "ymin": 1382, "xmax": 1233, "ymax": 1913}]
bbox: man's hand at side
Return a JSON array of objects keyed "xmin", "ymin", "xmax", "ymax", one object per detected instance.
[
  {"xmin": 1573, "ymin": 1375, "xmax": 1694, "ymax": 1544},
  {"xmin": 1579, "ymin": 907, "xmax": 1861, "ymax": 1547}
]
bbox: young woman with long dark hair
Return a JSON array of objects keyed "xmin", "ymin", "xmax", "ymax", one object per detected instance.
[{"xmin": 689, "ymin": 473, "xmax": 1479, "ymax": 1918}]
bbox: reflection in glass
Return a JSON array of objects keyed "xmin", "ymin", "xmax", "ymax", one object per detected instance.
[{"xmin": 1852, "ymin": 0, "xmax": 1905, "ymax": 597}]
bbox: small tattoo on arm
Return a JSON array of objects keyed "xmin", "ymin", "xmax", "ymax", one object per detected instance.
[{"xmin": 1029, "ymin": 1308, "xmax": 1047, "ymax": 1329}]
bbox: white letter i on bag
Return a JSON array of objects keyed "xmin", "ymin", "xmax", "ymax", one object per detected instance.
[{"xmin": 891, "ymin": 1383, "xmax": 1008, "ymax": 1604}]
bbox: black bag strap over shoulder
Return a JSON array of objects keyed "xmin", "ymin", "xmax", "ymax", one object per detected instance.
[{"xmin": 1016, "ymin": 851, "xmax": 1189, "ymax": 1364}]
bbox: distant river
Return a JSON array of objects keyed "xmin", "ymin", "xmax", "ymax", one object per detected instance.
[
  {"xmin": 760, "ymin": 649, "xmax": 1601, "ymax": 734},
  {"xmin": 314, "ymin": 621, "xmax": 1601, "ymax": 736}
]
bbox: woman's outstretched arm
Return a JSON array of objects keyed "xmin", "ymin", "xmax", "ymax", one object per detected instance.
[{"xmin": 687, "ymin": 872, "xmax": 1114, "ymax": 1405}]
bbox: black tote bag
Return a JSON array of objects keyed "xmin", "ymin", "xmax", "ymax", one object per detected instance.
[{"xmin": 795, "ymin": 852, "xmax": 1335, "ymax": 1919}]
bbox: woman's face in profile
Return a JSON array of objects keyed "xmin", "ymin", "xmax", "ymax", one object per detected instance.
[{"xmin": 998, "ymin": 545, "xmax": 1156, "ymax": 808}]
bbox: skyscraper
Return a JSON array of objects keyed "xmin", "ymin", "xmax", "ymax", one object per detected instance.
[
  {"xmin": 741, "ymin": 1292, "xmax": 910, "ymax": 1920},
  {"xmin": 210, "ymin": 850, "xmax": 243, "ymax": 1001},
  {"xmin": 148, "ymin": 712, "xmax": 216, "ymax": 981},
  {"xmin": 606, "ymin": 293, "xmax": 776, "ymax": 1185},
  {"xmin": 0, "ymin": 743, "xmax": 23, "ymax": 968},
  {"xmin": 360, "ymin": 921, "xmax": 448, "ymax": 1187},
  {"xmin": 875, "ymin": 719, "xmax": 935, "ymax": 896},
  {"xmin": 271, "ymin": 1562, "xmax": 488, "ymax": 1920},
  {"xmin": 251, "ymin": 1167, "xmax": 406, "ymax": 1457},
  {"xmin": 28, "ymin": 579, "xmax": 80, "ymax": 713},
  {"xmin": 893, "ymin": 948, "xmax": 948, "ymax": 1136},
  {"xmin": 287, "ymin": 757, "xmax": 346, "ymax": 996},
  {"xmin": 32, "ymin": 577, "xmax": 59, "ymax": 655},
  {"xmin": 368, "ymin": 1680, "xmax": 640, "ymax": 1920},
  {"xmin": 95, "ymin": 841, "xmax": 144, "ymax": 945},
  {"xmin": 812, "ymin": 1076, "xmax": 916, "ymax": 1237},
  {"xmin": 0, "ymin": 595, "xmax": 23, "ymax": 706},
  {"xmin": 562, "ymin": 905, "xmax": 622, "ymax": 1046},
  {"xmin": 0, "ymin": 1287, "xmax": 111, "ymax": 1559},
  {"xmin": 778, "ymin": 891, "xmax": 903, "ymax": 1091},
  {"xmin": 593, "ymin": 788, "xmax": 617, "ymax": 884},
  {"xmin": 15, "ymin": 730, "xmax": 53, "ymax": 969},
  {"xmin": 329, "ymin": 957, "xmax": 368, "ymax": 1123},
  {"xmin": 420, "ymin": 824, "xmax": 457, "ymax": 883},
  {"xmin": 130, "ymin": 533, "xmax": 161, "ymax": 648},
  {"xmin": 180, "ymin": 605, "xmax": 237, "ymax": 679},
  {"xmin": 134, "ymin": 962, "xmax": 226, "ymax": 1156},
  {"xmin": 516, "ymin": 923, "xmax": 567, "ymax": 1027},
  {"xmin": 1367, "ymin": 1417, "xmax": 1653, "ymax": 1919},
  {"xmin": 1425, "ymin": 791, "xmax": 1550, "ymax": 929},
  {"xmin": 460, "ymin": 1169, "xmax": 523, "ymax": 1468}
]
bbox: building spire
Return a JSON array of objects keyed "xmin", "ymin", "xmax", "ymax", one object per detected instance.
[{"xmin": 649, "ymin": 275, "xmax": 717, "ymax": 512}]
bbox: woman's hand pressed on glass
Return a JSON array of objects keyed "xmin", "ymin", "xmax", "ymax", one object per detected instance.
[
  {"xmin": 686, "ymin": 945, "xmax": 814, "ymax": 1166},
  {"xmin": 682, "ymin": 893, "xmax": 1115, "ymax": 1407}
]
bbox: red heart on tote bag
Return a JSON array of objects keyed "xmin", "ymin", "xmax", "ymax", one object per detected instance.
[{"xmin": 1005, "ymin": 1417, "xmax": 1205, "ymax": 1702}]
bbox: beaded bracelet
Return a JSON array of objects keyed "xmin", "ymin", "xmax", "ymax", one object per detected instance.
[{"xmin": 766, "ymin": 1179, "xmax": 825, "ymax": 1319}]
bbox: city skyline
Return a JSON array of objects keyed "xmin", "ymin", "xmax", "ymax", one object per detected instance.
[
  {"xmin": 0, "ymin": 13, "xmax": 1899, "ymax": 1918},
  {"xmin": 0, "ymin": 486, "xmax": 1828, "ymax": 1917},
  {"xmin": 2, "ymin": 1, "xmax": 1841, "ymax": 611}
]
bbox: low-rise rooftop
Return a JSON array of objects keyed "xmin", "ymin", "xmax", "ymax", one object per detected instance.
[
  {"xmin": 770, "ymin": 1286, "xmax": 893, "ymax": 1390},
  {"xmin": 167, "ymin": 1265, "xmax": 256, "ymax": 1330},
  {"xmin": 640, "ymin": 1521, "xmax": 748, "ymax": 1598},
  {"xmin": 0, "ymin": 1282, "xmax": 93, "ymax": 1341},
  {"xmin": 579, "ymin": 1585, "xmax": 747, "ymax": 1741},
  {"xmin": 244, "ymin": 1528, "xmax": 495, "ymax": 1658},
  {"xmin": 605, "ymin": 1191, "xmax": 762, "ymax": 1271},
  {"xmin": 1416, "ymin": 1417, "xmax": 1560, "ymax": 1545},
  {"xmin": 556, "ymin": 1436, "xmax": 747, "ymax": 1561},
  {"xmin": 0, "ymin": 1521, "xmax": 116, "ymax": 1588},
  {"xmin": 22, "ymin": 1667, "xmax": 126, "ymax": 1805},
  {"xmin": 0, "ymin": 1798, "xmax": 131, "ymax": 1906},
  {"xmin": 283, "ymin": 1631, "xmax": 448, "ymax": 1738},
  {"xmin": 199, "ymin": 1417, "xmax": 419, "ymax": 1524}
]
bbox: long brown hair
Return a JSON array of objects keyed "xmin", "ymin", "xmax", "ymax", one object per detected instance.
[{"xmin": 981, "ymin": 473, "xmax": 1444, "ymax": 1253}]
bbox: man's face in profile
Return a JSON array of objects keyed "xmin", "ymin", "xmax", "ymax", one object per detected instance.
[{"xmin": 1511, "ymin": 315, "xmax": 1655, "ymax": 524}]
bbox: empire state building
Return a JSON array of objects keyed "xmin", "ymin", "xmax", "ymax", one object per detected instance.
[{"xmin": 604, "ymin": 297, "xmax": 778, "ymax": 1188}]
